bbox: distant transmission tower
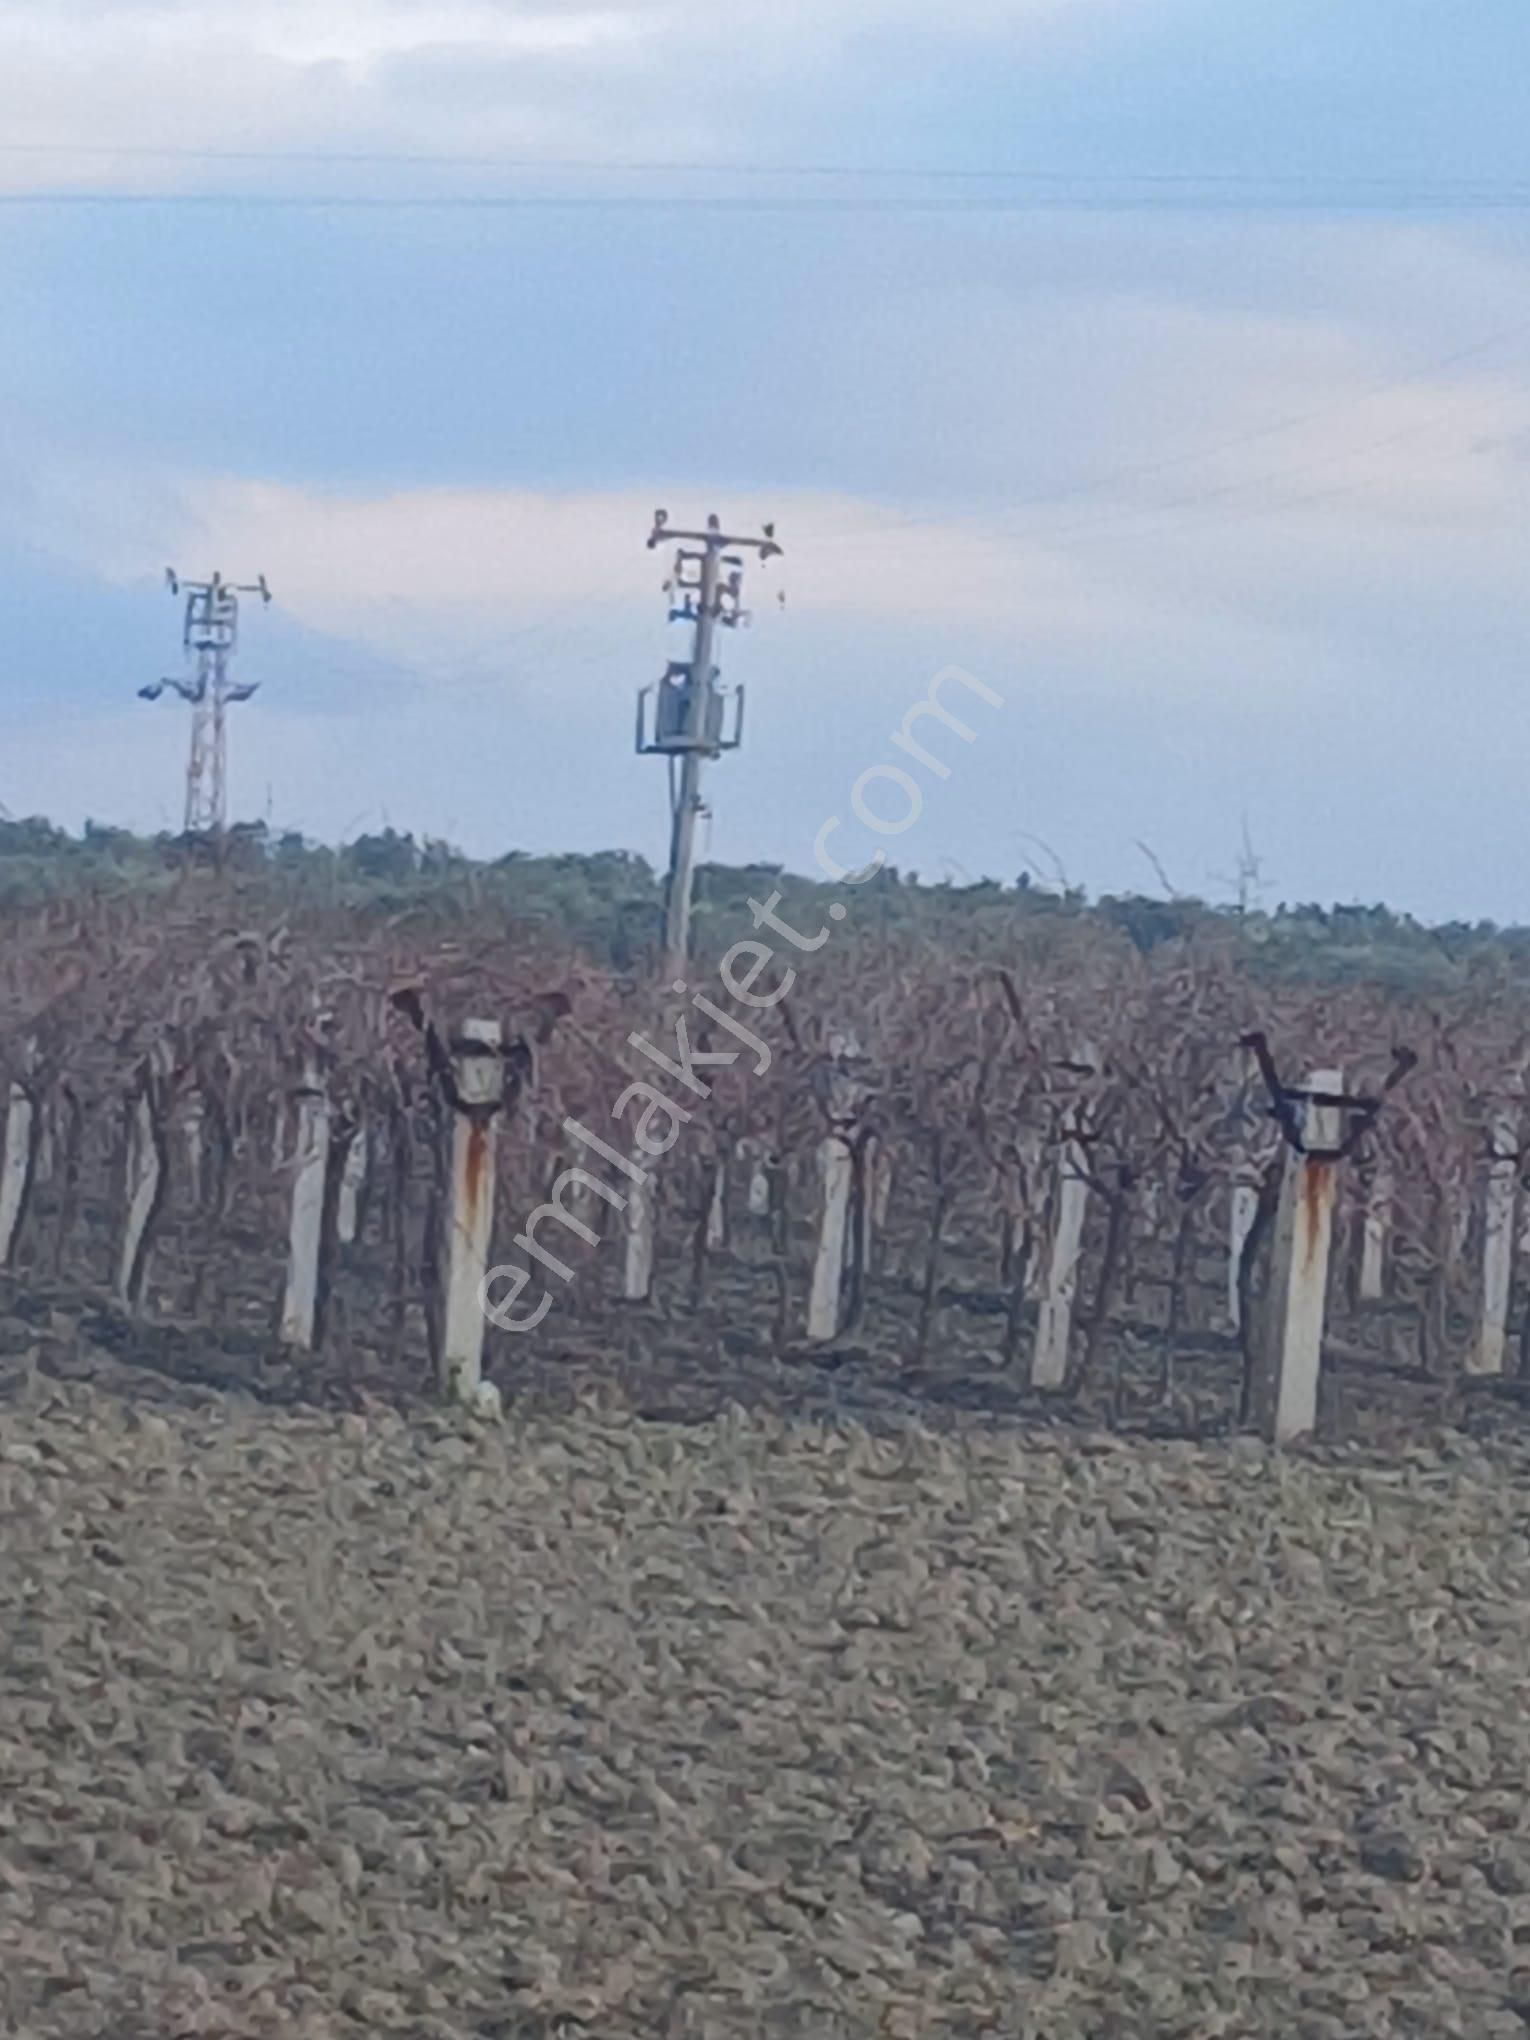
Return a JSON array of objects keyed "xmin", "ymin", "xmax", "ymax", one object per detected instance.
[
  {"xmin": 139, "ymin": 568, "xmax": 271, "ymax": 835},
  {"xmin": 637, "ymin": 512, "xmax": 781, "ymax": 974}
]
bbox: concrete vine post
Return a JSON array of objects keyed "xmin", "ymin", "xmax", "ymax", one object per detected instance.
[
  {"xmin": 1265, "ymin": 1066, "xmax": 1343, "ymax": 1445},
  {"xmin": 808, "ymin": 1138, "xmax": 855, "ymax": 1341},
  {"xmin": 871, "ymin": 1144, "xmax": 894, "ymax": 1232},
  {"xmin": 706, "ymin": 1154, "xmax": 728, "ymax": 1252},
  {"xmin": 441, "ymin": 1019, "xmax": 504, "ymax": 1406},
  {"xmin": 622, "ymin": 1163, "xmax": 656, "ymax": 1301},
  {"xmin": 1472, "ymin": 1100, "xmax": 1520, "ymax": 1378},
  {"xmin": 0, "ymin": 1051, "xmax": 38, "ymax": 1271},
  {"xmin": 337, "ymin": 1121, "xmax": 368, "ymax": 1246},
  {"xmin": 117, "ymin": 1037, "xmax": 174, "ymax": 1313},
  {"xmin": 744, "ymin": 1139, "xmax": 772, "ymax": 1220},
  {"xmin": 279, "ymin": 1057, "xmax": 331, "ymax": 1350},
  {"xmin": 181, "ymin": 1091, "xmax": 206, "ymax": 1210},
  {"xmin": 1033, "ymin": 1093, "xmax": 1092, "ymax": 1390},
  {"xmin": 1359, "ymin": 1162, "xmax": 1392, "ymax": 1303},
  {"xmin": 807, "ymin": 1028, "xmax": 871, "ymax": 1344},
  {"xmin": 1228, "ymin": 1177, "xmax": 1259, "ymax": 1334}
]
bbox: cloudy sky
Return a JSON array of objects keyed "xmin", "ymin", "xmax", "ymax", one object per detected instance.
[{"xmin": 5, "ymin": 0, "xmax": 1530, "ymax": 920}]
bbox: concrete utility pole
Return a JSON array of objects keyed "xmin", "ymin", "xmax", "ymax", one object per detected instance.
[
  {"xmin": 638, "ymin": 511, "xmax": 781, "ymax": 975},
  {"xmin": 140, "ymin": 568, "xmax": 271, "ymax": 835}
]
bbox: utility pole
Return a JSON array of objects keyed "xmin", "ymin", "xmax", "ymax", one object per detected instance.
[
  {"xmin": 637, "ymin": 511, "xmax": 780, "ymax": 975},
  {"xmin": 139, "ymin": 568, "xmax": 271, "ymax": 836}
]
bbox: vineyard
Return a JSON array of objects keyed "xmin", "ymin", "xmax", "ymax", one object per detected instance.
[
  {"xmin": 9, "ymin": 3, "xmax": 1525, "ymax": 2022},
  {"xmin": 9, "ymin": 864, "xmax": 1530, "ymax": 2036},
  {"xmin": 1, "ymin": 863, "xmax": 1526, "ymax": 1443}
]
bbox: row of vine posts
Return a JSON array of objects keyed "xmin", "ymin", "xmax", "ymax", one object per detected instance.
[{"xmin": 2, "ymin": 896, "xmax": 1528, "ymax": 1447}]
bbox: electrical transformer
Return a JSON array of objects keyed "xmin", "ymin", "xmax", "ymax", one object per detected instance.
[{"xmin": 636, "ymin": 661, "xmax": 743, "ymax": 756}]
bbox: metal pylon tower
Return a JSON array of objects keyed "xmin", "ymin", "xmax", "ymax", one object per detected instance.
[{"xmin": 139, "ymin": 568, "xmax": 271, "ymax": 835}]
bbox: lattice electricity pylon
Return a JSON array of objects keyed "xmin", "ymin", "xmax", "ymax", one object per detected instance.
[{"xmin": 138, "ymin": 568, "xmax": 271, "ymax": 834}]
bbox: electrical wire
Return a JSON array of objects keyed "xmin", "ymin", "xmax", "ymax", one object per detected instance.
[
  {"xmin": 7, "ymin": 144, "xmax": 1526, "ymax": 571},
  {"xmin": 815, "ymin": 313, "xmax": 1530, "ymax": 555},
  {"xmin": 958, "ymin": 378, "xmax": 1530, "ymax": 564},
  {"xmin": 7, "ymin": 188, "xmax": 1530, "ymax": 215},
  {"xmin": 802, "ymin": 340, "xmax": 1530, "ymax": 567},
  {"xmin": 2, "ymin": 141, "xmax": 1530, "ymax": 195}
]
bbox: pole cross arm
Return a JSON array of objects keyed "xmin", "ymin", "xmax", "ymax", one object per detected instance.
[
  {"xmin": 647, "ymin": 515, "xmax": 782, "ymax": 558},
  {"xmin": 388, "ymin": 989, "xmax": 541, "ymax": 1119},
  {"xmin": 1240, "ymin": 1031, "xmax": 1416, "ymax": 1160},
  {"xmin": 140, "ymin": 676, "xmax": 204, "ymax": 705}
]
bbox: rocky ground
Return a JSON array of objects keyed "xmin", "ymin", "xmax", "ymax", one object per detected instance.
[{"xmin": 4, "ymin": 1351, "xmax": 1530, "ymax": 2038}]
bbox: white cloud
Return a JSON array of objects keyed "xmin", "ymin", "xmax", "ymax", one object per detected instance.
[
  {"xmin": 10, "ymin": 226, "xmax": 1530, "ymax": 726},
  {"xmin": 4, "ymin": 465, "xmax": 1226, "ymax": 638},
  {"xmin": 0, "ymin": 0, "xmax": 1128, "ymax": 189},
  {"xmin": 0, "ymin": 461, "xmax": 1450, "ymax": 727}
]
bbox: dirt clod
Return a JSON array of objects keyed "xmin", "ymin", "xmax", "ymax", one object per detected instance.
[{"xmin": 3, "ymin": 1380, "xmax": 1529, "ymax": 2035}]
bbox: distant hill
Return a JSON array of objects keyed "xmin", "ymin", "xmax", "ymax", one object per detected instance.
[{"xmin": 0, "ymin": 812, "xmax": 1521, "ymax": 995}]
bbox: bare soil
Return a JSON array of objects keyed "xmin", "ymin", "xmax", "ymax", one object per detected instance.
[{"xmin": 4, "ymin": 1349, "xmax": 1530, "ymax": 2037}]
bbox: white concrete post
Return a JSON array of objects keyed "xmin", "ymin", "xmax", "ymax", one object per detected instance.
[
  {"xmin": 182, "ymin": 1092, "xmax": 205, "ymax": 1209},
  {"xmin": 117, "ymin": 1084, "xmax": 162, "ymax": 1309},
  {"xmin": 279, "ymin": 1062, "xmax": 331, "ymax": 1350},
  {"xmin": 806, "ymin": 1029, "xmax": 870, "ymax": 1344},
  {"xmin": 337, "ymin": 1122, "xmax": 368, "ymax": 1246},
  {"xmin": 441, "ymin": 1020, "xmax": 503, "ymax": 1403},
  {"xmin": 1268, "ymin": 1067, "xmax": 1342, "ymax": 1445},
  {"xmin": 872, "ymin": 1147, "xmax": 894, "ymax": 1231},
  {"xmin": 1360, "ymin": 1165, "xmax": 1391, "ymax": 1302},
  {"xmin": 1472, "ymin": 1106, "xmax": 1519, "ymax": 1378},
  {"xmin": 706, "ymin": 1157, "xmax": 727, "ymax": 1251},
  {"xmin": 33, "ymin": 1101, "xmax": 53, "ymax": 1185},
  {"xmin": 622, "ymin": 1161, "xmax": 655, "ymax": 1300},
  {"xmin": 0, "ymin": 1081, "xmax": 35, "ymax": 1270},
  {"xmin": 1032, "ymin": 1127, "xmax": 1090, "ymax": 1388},
  {"xmin": 1228, "ymin": 1180, "xmax": 1259, "ymax": 1332},
  {"xmin": 807, "ymin": 1134, "xmax": 854, "ymax": 1342}
]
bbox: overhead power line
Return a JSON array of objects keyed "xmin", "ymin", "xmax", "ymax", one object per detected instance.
[
  {"xmin": 7, "ymin": 187, "xmax": 1530, "ymax": 216},
  {"xmin": 0, "ymin": 141, "xmax": 1524, "ymax": 185},
  {"xmin": 1, "ymin": 142, "xmax": 1529, "ymax": 192},
  {"xmin": 830, "ymin": 365, "xmax": 1530, "ymax": 569},
  {"xmin": 815, "ymin": 313, "xmax": 1530, "ymax": 558}
]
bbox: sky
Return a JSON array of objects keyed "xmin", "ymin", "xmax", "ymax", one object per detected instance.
[{"xmin": 5, "ymin": 0, "xmax": 1530, "ymax": 922}]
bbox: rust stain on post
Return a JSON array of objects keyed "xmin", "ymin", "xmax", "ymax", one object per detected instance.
[
  {"xmin": 462, "ymin": 1119, "xmax": 488, "ymax": 1231},
  {"xmin": 1300, "ymin": 1158, "xmax": 1332, "ymax": 1272}
]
